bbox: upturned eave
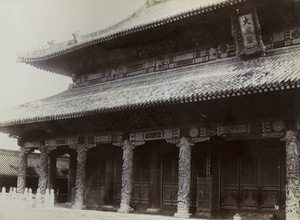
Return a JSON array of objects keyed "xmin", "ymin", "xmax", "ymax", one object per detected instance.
[{"xmin": 17, "ymin": 0, "xmax": 247, "ymax": 63}]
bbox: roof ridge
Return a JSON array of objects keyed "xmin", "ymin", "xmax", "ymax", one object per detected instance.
[{"xmin": 17, "ymin": 0, "xmax": 244, "ymax": 63}]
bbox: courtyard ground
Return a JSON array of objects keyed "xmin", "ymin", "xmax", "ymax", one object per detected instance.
[{"xmin": 0, "ymin": 204, "xmax": 215, "ymax": 220}]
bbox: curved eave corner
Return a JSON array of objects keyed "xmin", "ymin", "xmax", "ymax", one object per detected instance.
[{"xmin": 16, "ymin": 0, "xmax": 246, "ymax": 63}]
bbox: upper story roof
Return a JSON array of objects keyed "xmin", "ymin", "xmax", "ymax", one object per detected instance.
[{"xmin": 17, "ymin": 0, "xmax": 246, "ymax": 63}]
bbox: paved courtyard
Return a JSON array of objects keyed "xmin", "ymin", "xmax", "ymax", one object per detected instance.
[{"xmin": 0, "ymin": 205, "xmax": 215, "ymax": 220}]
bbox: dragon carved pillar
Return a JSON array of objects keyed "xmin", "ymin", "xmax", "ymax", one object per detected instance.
[
  {"xmin": 117, "ymin": 140, "xmax": 145, "ymax": 213},
  {"xmin": 72, "ymin": 144, "xmax": 88, "ymax": 209},
  {"xmin": 17, "ymin": 147, "xmax": 28, "ymax": 193},
  {"xmin": 174, "ymin": 137, "xmax": 194, "ymax": 218},
  {"xmin": 285, "ymin": 130, "xmax": 300, "ymax": 220},
  {"xmin": 38, "ymin": 144, "xmax": 48, "ymax": 194}
]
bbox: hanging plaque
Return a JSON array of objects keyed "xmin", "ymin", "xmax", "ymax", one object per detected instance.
[{"xmin": 230, "ymin": 8, "xmax": 265, "ymax": 59}]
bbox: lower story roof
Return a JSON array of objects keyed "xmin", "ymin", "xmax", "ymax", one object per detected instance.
[
  {"xmin": 0, "ymin": 46, "xmax": 299, "ymax": 127},
  {"xmin": 0, "ymin": 149, "xmax": 69, "ymax": 178}
]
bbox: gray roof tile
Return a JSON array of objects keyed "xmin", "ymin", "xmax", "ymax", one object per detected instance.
[{"xmin": 2, "ymin": 48, "xmax": 300, "ymax": 126}]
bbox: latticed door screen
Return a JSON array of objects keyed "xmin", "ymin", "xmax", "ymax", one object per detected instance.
[
  {"xmin": 132, "ymin": 154, "xmax": 149, "ymax": 204},
  {"xmin": 162, "ymin": 153, "xmax": 178, "ymax": 206},
  {"xmin": 191, "ymin": 153, "xmax": 205, "ymax": 207},
  {"xmin": 221, "ymin": 150, "xmax": 285, "ymax": 211},
  {"xmin": 114, "ymin": 153, "xmax": 123, "ymax": 204}
]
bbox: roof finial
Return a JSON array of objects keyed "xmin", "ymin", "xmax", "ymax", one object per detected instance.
[
  {"xmin": 72, "ymin": 31, "xmax": 80, "ymax": 44},
  {"xmin": 47, "ymin": 40, "xmax": 55, "ymax": 47}
]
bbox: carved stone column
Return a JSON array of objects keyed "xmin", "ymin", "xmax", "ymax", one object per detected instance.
[
  {"xmin": 117, "ymin": 140, "xmax": 136, "ymax": 213},
  {"xmin": 17, "ymin": 147, "xmax": 28, "ymax": 193},
  {"xmin": 38, "ymin": 145, "xmax": 48, "ymax": 194},
  {"xmin": 285, "ymin": 130, "xmax": 300, "ymax": 220},
  {"xmin": 72, "ymin": 145, "xmax": 88, "ymax": 209},
  {"xmin": 174, "ymin": 137, "xmax": 194, "ymax": 218}
]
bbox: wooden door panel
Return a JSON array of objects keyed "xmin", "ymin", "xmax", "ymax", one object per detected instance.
[
  {"xmin": 132, "ymin": 154, "xmax": 149, "ymax": 205},
  {"xmin": 221, "ymin": 189, "xmax": 239, "ymax": 209},
  {"xmin": 162, "ymin": 154, "xmax": 178, "ymax": 206},
  {"xmin": 220, "ymin": 149, "xmax": 285, "ymax": 212},
  {"xmin": 221, "ymin": 153, "xmax": 239, "ymax": 209}
]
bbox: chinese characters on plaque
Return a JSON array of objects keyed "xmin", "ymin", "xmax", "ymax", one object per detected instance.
[
  {"xmin": 239, "ymin": 13, "xmax": 258, "ymax": 47},
  {"xmin": 230, "ymin": 8, "xmax": 265, "ymax": 59}
]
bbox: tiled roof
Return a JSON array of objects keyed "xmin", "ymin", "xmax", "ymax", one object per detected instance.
[
  {"xmin": 1, "ymin": 47, "xmax": 300, "ymax": 127},
  {"xmin": 0, "ymin": 149, "xmax": 69, "ymax": 178},
  {"xmin": 17, "ymin": 0, "xmax": 246, "ymax": 62}
]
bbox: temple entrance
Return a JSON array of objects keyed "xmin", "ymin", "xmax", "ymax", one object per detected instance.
[
  {"xmin": 48, "ymin": 147, "xmax": 76, "ymax": 204},
  {"xmin": 220, "ymin": 140, "xmax": 286, "ymax": 212},
  {"xmin": 85, "ymin": 145, "xmax": 118, "ymax": 209}
]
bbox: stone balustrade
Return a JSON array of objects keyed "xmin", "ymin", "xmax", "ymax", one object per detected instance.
[{"xmin": 0, "ymin": 186, "xmax": 54, "ymax": 209}]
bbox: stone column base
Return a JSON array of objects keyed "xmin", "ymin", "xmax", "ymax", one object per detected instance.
[
  {"xmin": 71, "ymin": 203, "xmax": 86, "ymax": 210},
  {"xmin": 101, "ymin": 205, "xmax": 114, "ymax": 211},
  {"xmin": 146, "ymin": 208, "xmax": 161, "ymax": 213},
  {"xmin": 117, "ymin": 207, "xmax": 133, "ymax": 213},
  {"xmin": 174, "ymin": 212, "xmax": 192, "ymax": 218}
]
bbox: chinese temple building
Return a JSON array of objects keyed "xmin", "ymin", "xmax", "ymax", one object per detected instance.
[{"xmin": 0, "ymin": 0, "xmax": 299, "ymax": 219}]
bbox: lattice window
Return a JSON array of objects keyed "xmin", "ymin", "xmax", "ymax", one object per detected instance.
[
  {"xmin": 222, "ymin": 154, "xmax": 239, "ymax": 185},
  {"xmin": 115, "ymin": 156, "xmax": 122, "ymax": 183},
  {"xmin": 162, "ymin": 153, "xmax": 178, "ymax": 206},
  {"xmin": 163, "ymin": 156, "xmax": 173, "ymax": 183},
  {"xmin": 133, "ymin": 157, "xmax": 141, "ymax": 182},
  {"xmin": 240, "ymin": 154, "xmax": 258, "ymax": 185},
  {"xmin": 191, "ymin": 153, "xmax": 205, "ymax": 207},
  {"xmin": 142, "ymin": 157, "xmax": 149, "ymax": 182},
  {"xmin": 280, "ymin": 151, "xmax": 286, "ymax": 185},
  {"xmin": 261, "ymin": 153, "xmax": 279, "ymax": 185}
]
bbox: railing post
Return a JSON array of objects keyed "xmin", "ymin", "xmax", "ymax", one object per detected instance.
[
  {"xmin": 28, "ymin": 188, "xmax": 33, "ymax": 208},
  {"xmin": 35, "ymin": 188, "xmax": 42, "ymax": 208}
]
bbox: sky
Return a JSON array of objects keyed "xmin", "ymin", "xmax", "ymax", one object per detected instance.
[{"xmin": 0, "ymin": 0, "xmax": 146, "ymax": 150}]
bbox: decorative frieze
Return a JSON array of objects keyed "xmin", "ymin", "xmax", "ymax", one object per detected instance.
[
  {"xmin": 130, "ymin": 129, "xmax": 180, "ymax": 142},
  {"xmin": 94, "ymin": 133, "xmax": 123, "ymax": 144},
  {"xmin": 217, "ymin": 124, "xmax": 249, "ymax": 135},
  {"xmin": 174, "ymin": 137, "xmax": 194, "ymax": 218},
  {"xmin": 265, "ymin": 28, "xmax": 300, "ymax": 50},
  {"xmin": 285, "ymin": 130, "xmax": 300, "ymax": 220},
  {"xmin": 45, "ymin": 137, "xmax": 78, "ymax": 147},
  {"xmin": 24, "ymin": 141, "xmax": 41, "ymax": 148},
  {"xmin": 71, "ymin": 26, "xmax": 299, "ymax": 89},
  {"xmin": 46, "ymin": 134, "xmax": 123, "ymax": 149},
  {"xmin": 262, "ymin": 120, "xmax": 285, "ymax": 138}
]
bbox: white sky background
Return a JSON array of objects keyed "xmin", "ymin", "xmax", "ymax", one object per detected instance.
[{"xmin": 0, "ymin": 0, "xmax": 146, "ymax": 150}]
